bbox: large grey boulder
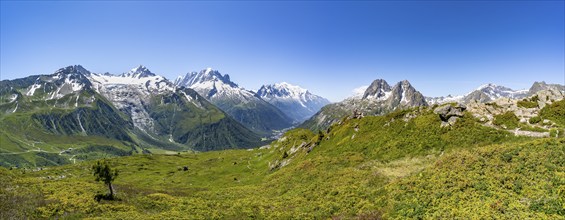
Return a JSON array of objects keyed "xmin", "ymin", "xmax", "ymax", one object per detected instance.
[{"xmin": 434, "ymin": 103, "xmax": 467, "ymax": 127}]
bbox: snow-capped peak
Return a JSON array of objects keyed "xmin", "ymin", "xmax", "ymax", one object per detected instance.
[
  {"xmin": 257, "ymin": 82, "xmax": 330, "ymax": 123},
  {"xmin": 476, "ymin": 83, "xmax": 528, "ymax": 99},
  {"xmin": 362, "ymin": 79, "xmax": 392, "ymax": 100},
  {"xmin": 204, "ymin": 67, "xmax": 213, "ymax": 75},
  {"xmin": 476, "ymin": 83, "xmax": 498, "ymax": 91},
  {"xmin": 175, "ymin": 68, "xmax": 238, "ymax": 91},
  {"xmin": 121, "ymin": 65, "xmax": 156, "ymax": 78},
  {"xmin": 260, "ymin": 82, "xmax": 308, "ymax": 97},
  {"xmin": 174, "ymin": 68, "xmax": 245, "ymax": 100},
  {"xmin": 89, "ymin": 66, "xmax": 172, "ymax": 94},
  {"xmin": 256, "ymin": 82, "xmax": 311, "ymax": 100},
  {"xmin": 53, "ymin": 65, "xmax": 91, "ymax": 77}
]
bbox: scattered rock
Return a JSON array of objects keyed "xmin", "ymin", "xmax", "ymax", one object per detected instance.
[
  {"xmin": 513, "ymin": 129, "xmax": 550, "ymax": 138},
  {"xmin": 519, "ymin": 118, "xmax": 527, "ymax": 123},
  {"xmin": 352, "ymin": 109, "xmax": 364, "ymax": 119}
]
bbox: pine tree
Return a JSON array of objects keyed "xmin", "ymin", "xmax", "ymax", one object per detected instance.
[{"xmin": 92, "ymin": 160, "xmax": 119, "ymax": 199}]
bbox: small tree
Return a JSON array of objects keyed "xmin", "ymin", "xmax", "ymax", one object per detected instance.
[{"xmin": 92, "ymin": 160, "xmax": 119, "ymax": 199}]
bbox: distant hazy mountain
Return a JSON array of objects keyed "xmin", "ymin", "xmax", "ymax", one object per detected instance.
[
  {"xmin": 426, "ymin": 82, "xmax": 564, "ymax": 105},
  {"xmin": 256, "ymin": 82, "xmax": 330, "ymax": 123},
  {"xmin": 301, "ymin": 79, "xmax": 427, "ymax": 131},
  {"xmin": 175, "ymin": 68, "xmax": 293, "ymax": 135}
]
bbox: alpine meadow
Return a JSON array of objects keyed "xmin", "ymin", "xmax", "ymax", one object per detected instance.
[{"xmin": 1, "ymin": 1, "xmax": 564, "ymax": 219}]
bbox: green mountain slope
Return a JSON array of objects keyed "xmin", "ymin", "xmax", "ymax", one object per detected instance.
[
  {"xmin": 142, "ymin": 89, "xmax": 264, "ymax": 151},
  {"xmin": 2, "ymin": 102, "xmax": 563, "ymax": 218},
  {"xmin": 0, "ymin": 66, "xmax": 265, "ymax": 167},
  {"xmin": 175, "ymin": 68, "xmax": 294, "ymax": 135}
]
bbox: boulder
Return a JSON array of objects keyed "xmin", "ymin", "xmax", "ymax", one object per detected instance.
[{"xmin": 434, "ymin": 103, "xmax": 467, "ymax": 123}]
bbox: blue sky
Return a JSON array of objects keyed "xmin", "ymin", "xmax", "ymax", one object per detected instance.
[{"xmin": 1, "ymin": 1, "xmax": 563, "ymax": 102}]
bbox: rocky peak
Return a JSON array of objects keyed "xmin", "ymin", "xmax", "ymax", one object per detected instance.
[
  {"xmin": 389, "ymin": 80, "xmax": 428, "ymax": 106},
  {"xmin": 362, "ymin": 79, "xmax": 391, "ymax": 99},
  {"xmin": 54, "ymin": 65, "xmax": 92, "ymax": 77},
  {"xmin": 121, "ymin": 65, "xmax": 156, "ymax": 78},
  {"xmin": 175, "ymin": 68, "xmax": 238, "ymax": 88},
  {"xmin": 475, "ymin": 83, "xmax": 528, "ymax": 100},
  {"xmin": 529, "ymin": 81, "xmax": 565, "ymax": 94}
]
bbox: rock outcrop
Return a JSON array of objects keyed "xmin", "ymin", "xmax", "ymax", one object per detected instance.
[{"xmin": 434, "ymin": 103, "xmax": 466, "ymax": 127}]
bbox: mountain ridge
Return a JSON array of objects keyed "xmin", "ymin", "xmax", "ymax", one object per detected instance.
[
  {"xmin": 301, "ymin": 79, "xmax": 427, "ymax": 131},
  {"xmin": 0, "ymin": 65, "xmax": 265, "ymax": 167},
  {"xmin": 256, "ymin": 82, "xmax": 330, "ymax": 123},
  {"xmin": 175, "ymin": 68, "xmax": 293, "ymax": 135}
]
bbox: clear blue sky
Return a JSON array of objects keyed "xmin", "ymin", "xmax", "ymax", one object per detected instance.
[{"xmin": 1, "ymin": 1, "xmax": 564, "ymax": 102}]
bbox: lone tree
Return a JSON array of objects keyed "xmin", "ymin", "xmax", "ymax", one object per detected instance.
[{"xmin": 92, "ymin": 160, "xmax": 119, "ymax": 199}]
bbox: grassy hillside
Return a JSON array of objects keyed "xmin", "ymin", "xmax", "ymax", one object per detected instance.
[{"xmin": 3, "ymin": 105, "xmax": 563, "ymax": 219}]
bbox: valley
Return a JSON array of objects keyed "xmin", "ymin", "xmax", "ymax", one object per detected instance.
[
  {"xmin": 0, "ymin": 65, "xmax": 564, "ymax": 219},
  {"xmin": 2, "ymin": 1, "xmax": 563, "ymax": 219},
  {"xmin": 1, "ymin": 98, "xmax": 563, "ymax": 218}
]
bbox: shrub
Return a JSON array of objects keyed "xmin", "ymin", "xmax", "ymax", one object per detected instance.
[
  {"xmin": 528, "ymin": 116, "xmax": 541, "ymax": 124},
  {"xmin": 517, "ymin": 100, "xmax": 538, "ymax": 108},
  {"xmin": 493, "ymin": 112, "xmax": 520, "ymax": 129},
  {"xmin": 540, "ymin": 100, "xmax": 565, "ymax": 127}
]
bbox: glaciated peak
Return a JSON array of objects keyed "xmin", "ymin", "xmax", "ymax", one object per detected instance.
[
  {"xmin": 476, "ymin": 83, "xmax": 508, "ymax": 91},
  {"xmin": 257, "ymin": 82, "xmax": 311, "ymax": 99},
  {"xmin": 175, "ymin": 68, "xmax": 238, "ymax": 88},
  {"xmin": 471, "ymin": 83, "xmax": 529, "ymax": 101},
  {"xmin": 204, "ymin": 67, "xmax": 213, "ymax": 75},
  {"xmin": 122, "ymin": 65, "xmax": 156, "ymax": 78},
  {"xmin": 275, "ymin": 82, "xmax": 308, "ymax": 93}
]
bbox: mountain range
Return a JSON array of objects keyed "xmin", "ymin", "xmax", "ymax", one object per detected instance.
[
  {"xmin": 302, "ymin": 79, "xmax": 564, "ymax": 131},
  {"xmin": 0, "ymin": 65, "xmax": 268, "ymax": 167},
  {"xmin": 426, "ymin": 81, "xmax": 564, "ymax": 105},
  {"xmin": 0, "ymin": 65, "xmax": 334, "ymax": 167},
  {"xmin": 2, "ymin": 66, "xmax": 564, "ymax": 219},
  {"xmin": 1, "ymin": 65, "xmax": 564, "ymax": 168},
  {"xmin": 256, "ymin": 82, "xmax": 330, "ymax": 123},
  {"xmin": 174, "ymin": 68, "xmax": 293, "ymax": 135}
]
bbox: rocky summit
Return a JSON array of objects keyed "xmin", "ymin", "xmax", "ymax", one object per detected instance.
[{"xmin": 301, "ymin": 79, "xmax": 428, "ymax": 131}]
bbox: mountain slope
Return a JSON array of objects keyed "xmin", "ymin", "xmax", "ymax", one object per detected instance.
[
  {"xmin": 301, "ymin": 79, "xmax": 428, "ymax": 131},
  {"xmin": 256, "ymin": 82, "xmax": 330, "ymax": 123},
  {"xmin": 175, "ymin": 68, "xmax": 293, "ymax": 135},
  {"xmin": 0, "ymin": 65, "xmax": 136, "ymax": 167},
  {"xmin": 0, "ymin": 65, "xmax": 264, "ymax": 167},
  {"xmin": 3, "ymin": 98, "xmax": 563, "ymax": 219},
  {"xmin": 90, "ymin": 65, "xmax": 263, "ymax": 151}
]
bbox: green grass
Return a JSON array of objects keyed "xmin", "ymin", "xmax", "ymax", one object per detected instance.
[
  {"xmin": 4, "ymin": 104, "xmax": 563, "ymax": 219},
  {"xmin": 3, "ymin": 137, "xmax": 563, "ymax": 219},
  {"xmin": 493, "ymin": 111, "xmax": 520, "ymax": 129},
  {"xmin": 517, "ymin": 95, "xmax": 540, "ymax": 108},
  {"xmin": 385, "ymin": 138, "xmax": 565, "ymax": 219},
  {"xmin": 540, "ymin": 99, "xmax": 565, "ymax": 127}
]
